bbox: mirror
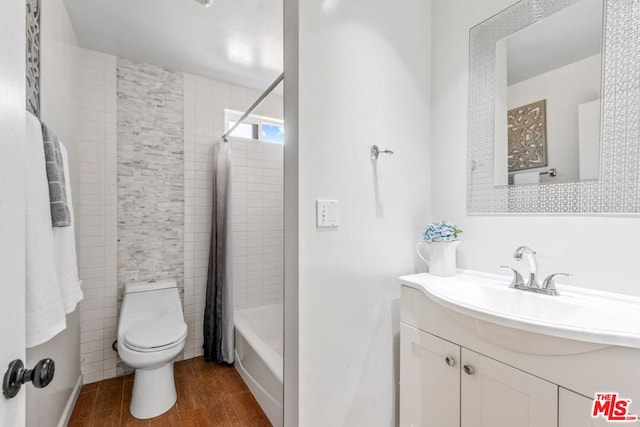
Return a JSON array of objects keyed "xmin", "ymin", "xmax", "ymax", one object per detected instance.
[
  {"xmin": 468, "ymin": 0, "xmax": 640, "ymax": 214},
  {"xmin": 494, "ymin": 0, "xmax": 603, "ymax": 186}
]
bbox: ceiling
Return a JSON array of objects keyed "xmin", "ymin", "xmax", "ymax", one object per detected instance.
[
  {"xmin": 64, "ymin": 0, "xmax": 283, "ymax": 91},
  {"xmin": 507, "ymin": 0, "xmax": 603, "ymax": 85}
]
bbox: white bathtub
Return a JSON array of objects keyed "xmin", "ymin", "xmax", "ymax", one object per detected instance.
[{"xmin": 235, "ymin": 304, "xmax": 283, "ymax": 427}]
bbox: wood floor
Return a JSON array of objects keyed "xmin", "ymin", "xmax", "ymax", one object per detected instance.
[{"xmin": 68, "ymin": 357, "xmax": 272, "ymax": 426}]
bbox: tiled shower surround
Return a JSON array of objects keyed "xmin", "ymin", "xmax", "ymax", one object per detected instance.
[{"xmin": 76, "ymin": 49, "xmax": 283, "ymax": 382}]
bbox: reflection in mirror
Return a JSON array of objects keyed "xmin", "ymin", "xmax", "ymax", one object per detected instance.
[
  {"xmin": 468, "ymin": 0, "xmax": 640, "ymax": 214},
  {"xmin": 493, "ymin": 0, "xmax": 603, "ymax": 186}
]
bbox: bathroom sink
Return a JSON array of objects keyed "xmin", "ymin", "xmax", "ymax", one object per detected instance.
[{"xmin": 400, "ymin": 271, "xmax": 640, "ymax": 354}]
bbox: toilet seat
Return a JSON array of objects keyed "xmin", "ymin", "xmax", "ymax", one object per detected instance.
[{"xmin": 124, "ymin": 316, "xmax": 187, "ymax": 353}]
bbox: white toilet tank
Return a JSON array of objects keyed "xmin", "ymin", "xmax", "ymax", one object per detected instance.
[{"xmin": 118, "ymin": 279, "xmax": 183, "ymax": 343}]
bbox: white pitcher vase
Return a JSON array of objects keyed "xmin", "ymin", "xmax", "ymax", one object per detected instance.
[{"xmin": 416, "ymin": 240, "xmax": 460, "ymax": 277}]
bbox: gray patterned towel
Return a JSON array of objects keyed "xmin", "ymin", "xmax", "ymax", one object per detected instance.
[{"xmin": 41, "ymin": 122, "xmax": 71, "ymax": 227}]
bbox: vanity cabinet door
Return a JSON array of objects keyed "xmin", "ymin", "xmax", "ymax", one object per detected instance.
[
  {"xmin": 461, "ymin": 349, "xmax": 558, "ymax": 427},
  {"xmin": 399, "ymin": 324, "xmax": 460, "ymax": 427},
  {"xmin": 559, "ymin": 388, "xmax": 609, "ymax": 427}
]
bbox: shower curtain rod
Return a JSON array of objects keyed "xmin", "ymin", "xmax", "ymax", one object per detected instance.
[{"xmin": 220, "ymin": 72, "xmax": 284, "ymax": 142}]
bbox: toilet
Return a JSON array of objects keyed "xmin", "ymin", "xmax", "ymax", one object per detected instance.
[{"xmin": 117, "ymin": 279, "xmax": 187, "ymax": 419}]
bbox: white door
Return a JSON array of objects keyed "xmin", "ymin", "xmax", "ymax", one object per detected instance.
[
  {"xmin": 399, "ymin": 324, "xmax": 460, "ymax": 427},
  {"xmin": 0, "ymin": 0, "xmax": 27, "ymax": 425},
  {"xmin": 461, "ymin": 348, "xmax": 557, "ymax": 427}
]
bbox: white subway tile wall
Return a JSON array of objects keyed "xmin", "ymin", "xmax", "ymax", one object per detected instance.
[
  {"xmin": 229, "ymin": 139, "xmax": 284, "ymax": 310},
  {"xmin": 76, "ymin": 48, "xmax": 118, "ymax": 384},
  {"xmin": 76, "ymin": 50, "xmax": 283, "ymax": 380}
]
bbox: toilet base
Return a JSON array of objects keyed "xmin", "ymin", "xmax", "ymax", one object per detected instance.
[{"xmin": 130, "ymin": 362, "xmax": 177, "ymax": 419}]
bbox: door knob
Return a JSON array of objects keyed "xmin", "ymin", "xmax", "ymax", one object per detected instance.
[
  {"xmin": 445, "ymin": 356, "xmax": 456, "ymax": 367},
  {"xmin": 3, "ymin": 358, "xmax": 55, "ymax": 399},
  {"xmin": 463, "ymin": 364, "xmax": 475, "ymax": 375}
]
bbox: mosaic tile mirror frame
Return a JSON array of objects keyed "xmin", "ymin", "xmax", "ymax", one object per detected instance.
[
  {"xmin": 26, "ymin": 0, "xmax": 40, "ymax": 118},
  {"xmin": 468, "ymin": 0, "xmax": 640, "ymax": 214}
]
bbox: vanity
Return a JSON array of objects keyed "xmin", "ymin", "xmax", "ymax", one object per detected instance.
[{"xmin": 399, "ymin": 271, "xmax": 640, "ymax": 427}]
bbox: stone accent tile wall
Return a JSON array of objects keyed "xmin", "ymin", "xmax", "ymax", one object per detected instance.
[
  {"xmin": 76, "ymin": 48, "xmax": 118, "ymax": 384},
  {"xmin": 116, "ymin": 58, "xmax": 184, "ymax": 374}
]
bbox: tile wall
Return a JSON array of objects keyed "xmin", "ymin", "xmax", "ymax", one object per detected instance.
[
  {"xmin": 76, "ymin": 48, "xmax": 118, "ymax": 384},
  {"xmin": 228, "ymin": 138, "xmax": 284, "ymax": 311},
  {"xmin": 75, "ymin": 50, "xmax": 283, "ymax": 380}
]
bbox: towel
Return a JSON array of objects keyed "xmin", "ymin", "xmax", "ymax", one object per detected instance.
[
  {"xmin": 53, "ymin": 144, "xmax": 83, "ymax": 313},
  {"xmin": 513, "ymin": 171, "xmax": 540, "ymax": 185},
  {"xmin": 26, "ymin": 112, "xmax": 67, "ymax": 347},
  {"xmin": 41, "ymin": 122, "xmax": 71, "ymax": 227}
]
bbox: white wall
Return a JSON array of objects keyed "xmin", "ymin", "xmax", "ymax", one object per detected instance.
[
  {"xmin": 292, "ymin": 0, "xmax": 431, "ymax": 425},
  {"xmin": 431, "ymin": 0, "xmax": 640, "ymax": 298},
  {"xmin": 26, "ymin": 0, "xmax": 82, "ymax": 424}
]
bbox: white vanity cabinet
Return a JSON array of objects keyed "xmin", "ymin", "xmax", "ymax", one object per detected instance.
[
  {"xmin": 400, "ymin": 324, "xmax": 460, "ymax": 427},
  {"xmin": 559, "ymin": 389, "xmax": 608, "ymax": 427},
  {"xmin": 460, "ymin": 348, "xmax": 557, "ymax": 427},
  {"xmin": 399, "ymin": 274, "xmax": 640, "ymax": 427},
  {"xmin": 400, "ymin": 324, "xmax": 556, "ymax": 427}
]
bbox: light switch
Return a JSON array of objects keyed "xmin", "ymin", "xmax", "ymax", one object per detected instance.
[{"xmin": 316, "ymin": 200, "xmax": 339, "ymax": 227}]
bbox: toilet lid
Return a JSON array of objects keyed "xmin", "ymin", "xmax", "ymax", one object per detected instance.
[{"xmin": 124, "ymin": 316, "xmax": 187, "ymax": 352}]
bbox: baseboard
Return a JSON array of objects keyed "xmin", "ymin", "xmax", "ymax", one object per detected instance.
[{"xmin": 58, "ymin": 374, "xmax": 82, "ymax": 427}]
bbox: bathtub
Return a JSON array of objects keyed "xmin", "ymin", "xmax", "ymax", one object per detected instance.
[{"xmin": 234, "ymin": 304, "xmax": 283, "ymax": 427}]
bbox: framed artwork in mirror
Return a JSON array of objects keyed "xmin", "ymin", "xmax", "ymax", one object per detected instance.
[{"xmin": 507, "ymin": 99, "xmax": 548, "ymax": 173}]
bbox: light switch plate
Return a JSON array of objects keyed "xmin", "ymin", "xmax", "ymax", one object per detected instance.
[{"xmin": 316, "ymin": 200, "xmax": 339, "ymax": 227}]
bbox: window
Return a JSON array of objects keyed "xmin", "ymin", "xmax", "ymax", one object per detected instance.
[{"xmin": 226, "ymin": 110, "xmax": 284, "ymax": 144}]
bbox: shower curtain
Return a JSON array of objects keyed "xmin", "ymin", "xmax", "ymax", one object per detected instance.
[{"xmin": 203, "ymin": 140, "xmax": 234, "ymax": 364}]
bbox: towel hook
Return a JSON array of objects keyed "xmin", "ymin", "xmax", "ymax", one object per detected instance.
[{"xmin": 371, "ymin": 145, "xmax": 394, "ymax": 160}]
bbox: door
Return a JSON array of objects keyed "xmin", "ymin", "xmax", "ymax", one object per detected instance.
[
  {"xmin": 0, "ymin": 0, "xmax": 27, "ymax": 425},
  {"xmin": 461, "ymin": 348, "xmax": 557, "ymax": 427},
  {"xmin": 399, "ymin": 324, "xmax": 460, "ymax": 427}
]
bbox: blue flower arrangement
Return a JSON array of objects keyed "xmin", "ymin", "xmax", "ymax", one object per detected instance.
[{"xmin": 422, "ymin": 221, "xmax": 463, "ymax": 242}]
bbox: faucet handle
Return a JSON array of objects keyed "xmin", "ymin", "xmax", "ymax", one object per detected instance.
[
  {"xmin": 500, "ymin": 266, "xmax": 525, "ymax": 288},
  {"xmin": 541, "ymin": 273, "xmax": 571, "ymax": 295}
]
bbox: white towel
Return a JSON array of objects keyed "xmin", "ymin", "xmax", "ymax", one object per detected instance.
[
  {"xmin": 53, "ymin": 144, "xmax": 83, "ymax": 313},
  {"xmin": 25, "ymin": 111, "xmax": 66, "ymax": 347},
  {"xmin": 513, "ymin": 171, "xmax": 540, "ymax": 185}
]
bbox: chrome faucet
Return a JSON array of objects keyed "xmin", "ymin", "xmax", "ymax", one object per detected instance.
[
  {"xmin": 513, "ymin": 246, "xmax": 539, "ymax": 288},
  {"xmin": 501, "ymin": 246, "xmax": 571, "ymax": 296}
]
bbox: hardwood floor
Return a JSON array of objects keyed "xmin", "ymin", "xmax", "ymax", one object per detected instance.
[{"xmin": 68, "ymin": 357, "xmax": 272, "ymax": 426}]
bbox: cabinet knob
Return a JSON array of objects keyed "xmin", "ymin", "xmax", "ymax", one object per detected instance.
[
  {"xmin": 463, "ymin": 364, "xmax": 475, "ymax": 375},
  {"xmin": 445, "ymin": 356, "xmax": 456, "ymax": 367}
]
